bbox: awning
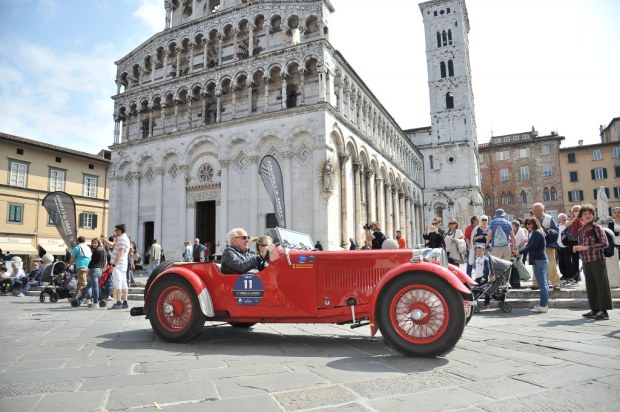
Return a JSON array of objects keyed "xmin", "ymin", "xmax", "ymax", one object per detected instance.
[
  {"xmin": 0, "ymin": 242, "xmax": 38, "ymax": 255},
  {"xmin": 38, "ymin": 238, "xmax": 69, "ymax": 255}
]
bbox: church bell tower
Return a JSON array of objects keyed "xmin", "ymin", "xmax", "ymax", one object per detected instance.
[{"xmin": 415, "ymin": 0, "xmax": 483, "ymax": 226}]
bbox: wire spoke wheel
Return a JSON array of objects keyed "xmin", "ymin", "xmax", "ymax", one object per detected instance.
[
  {"xmin": 377, "ymin": 273, "xmax": 465, "ymax": 357},
  {"xmin": 148, "ymin": 275, "xmax": 205, "ymax": 342}
]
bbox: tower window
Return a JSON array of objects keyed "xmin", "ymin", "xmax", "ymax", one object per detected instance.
[
  {"xmin": 429, "ymin": 155, "xmax": 434, "ymax": 170},
  {"xmin": 436, "ymin": 32, "xmax": 441, "ymax": 48},
  {"xmin": 446, "ymin": 92, "xmax": 454, "ymax": 109},
  {"xmin": 448, "ymin": 60, "xmax": 454, "ymax": 76},
  {"xmin": 442, "ymin": 31, "xmax": 447, "ymax": 46},
  {"xmin": 440, "ymin": 62, "xmax": 446, "ymax": 78},
  {"xmin": 448, "ymin": 29, "xmax": 452, "ymax": 45}
]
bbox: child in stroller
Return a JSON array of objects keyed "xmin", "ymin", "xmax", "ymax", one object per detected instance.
[
  {"xmin": 472, "ymin": 245, "xmax": 513, "ymax": 313},
  {"xmin": 39, "ymin": 261, "xmax": 76, "ymax": 303}
]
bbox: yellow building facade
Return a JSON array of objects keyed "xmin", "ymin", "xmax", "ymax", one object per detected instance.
[{"xmin": 0, "ymin": 132, "xmax": 110, "ymax": 266}]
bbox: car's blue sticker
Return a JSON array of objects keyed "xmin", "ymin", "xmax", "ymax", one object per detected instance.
[
  {"xmin": 308, "ymin": 256, "xmax": 316, "ymax": 263},
  {"xmin": 297, "ymin": 255, "xmax": 307, "ymax": 264},
  {"xmin": 233, "ymin": 273, "xmax": 264, "ymax": 305}
]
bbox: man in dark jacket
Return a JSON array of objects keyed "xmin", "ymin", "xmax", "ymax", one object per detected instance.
[
  {"xmin": 18, "ymin": 261, "xmax": 42, "ymax": 297},
  {"xmin": 221, "ymin": 228, "xmax": 266, "ymax": 274}
]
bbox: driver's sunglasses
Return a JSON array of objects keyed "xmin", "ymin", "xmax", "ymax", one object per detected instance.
[{"xmin": 236, "ymin": 235, "xmax": 250, "ymax": 240}]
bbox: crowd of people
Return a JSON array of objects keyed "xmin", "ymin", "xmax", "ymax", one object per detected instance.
[
  {"xmin": 427, "ymin": 203, "xmax": 618, "ymax": 320},
  {"xmin": 2, "ymin": 202, "xmax": 618, "ymax": 321}
]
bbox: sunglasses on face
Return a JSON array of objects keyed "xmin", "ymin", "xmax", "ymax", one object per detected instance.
[
  {"xmin": 236, "ymin": 235, "xmax": 250, "ymax": 240},
  {"xmin": 481, "ymin": 219, "xmax": 488, "ymax": 221},
  {"xmin": 258, "ymin": 244, "xmax": 268, "ymax": 247}
]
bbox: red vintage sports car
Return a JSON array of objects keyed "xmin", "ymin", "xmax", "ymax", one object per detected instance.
[{"xmin": 131, "ymin": 228, "xmax": 475, "ymax": 357}]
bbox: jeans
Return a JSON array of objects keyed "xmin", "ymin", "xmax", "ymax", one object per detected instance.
[
  {"xmin": 22, "ymin": 280, "xmax": 40, "ymax": 294},
  {"xmin": 2, "ymin": 279, "xmax": 23, "ymax": 293},
  {"xmin": 532, "ymin": 260, "xmax": 549, "ymax": 307},
  {"xmin": 86, "ymin": 267, "xmax": 102, "ymax": 303}
]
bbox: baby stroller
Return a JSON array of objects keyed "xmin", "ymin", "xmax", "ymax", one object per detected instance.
[
  {"xmin": 39, "ymin": 261, "xmax": 76, "ymax": 303},
  {"xmin": 472, "ymin": 255, "xmax": 513, "ymax": 313},
  {"xmin": 97, "ymin": 265, "xmax": 113, "ymax": 308}
]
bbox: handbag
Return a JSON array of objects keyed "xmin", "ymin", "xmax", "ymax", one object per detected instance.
[{"xmin": 456, "ymin": 238, "xmax": 467, "ymax": 255}]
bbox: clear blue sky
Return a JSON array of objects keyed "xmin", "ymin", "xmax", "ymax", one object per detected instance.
[{"xmin": 1, "ymin": 0, "xmax": 618, "ymax": 154}]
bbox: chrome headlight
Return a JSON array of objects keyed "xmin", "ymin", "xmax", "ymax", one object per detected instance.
[{"xmin": 411, "ymin": 247, "xmax": 448, "ymax": 268}]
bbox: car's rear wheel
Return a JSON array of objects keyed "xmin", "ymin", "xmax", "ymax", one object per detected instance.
[
  {"xmin": 148, "ymin": 275, "xmax": 205, "ymax": 342},
  {"xmin": 377, "ymin": 272, "xmax": 465, "ymax": 357}
]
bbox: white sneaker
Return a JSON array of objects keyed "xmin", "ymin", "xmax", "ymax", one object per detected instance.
[
  {"xmin": 531, "ymin": 305, "xmax": 548, "ymax": 313},
  {"xmin": 17, "ymin": 292, "xmax": 25, "ymax": 297}
]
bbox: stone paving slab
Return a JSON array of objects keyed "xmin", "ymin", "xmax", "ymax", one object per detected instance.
[
  {"xmin": 273, "ymin": 384, "xmax": 358, "ymax": 410},
  {"xmin": 0, "ymin": 296, "xmax": 618, "ymax": 411}
]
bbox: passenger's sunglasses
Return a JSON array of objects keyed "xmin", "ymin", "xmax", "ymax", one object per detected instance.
[{"xmin": 235, "ymin": 235, "xmax": 250, "ymax": 240}]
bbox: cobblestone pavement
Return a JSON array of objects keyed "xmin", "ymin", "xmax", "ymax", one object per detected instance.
[{"xmin": 0, "ymin": 296, "xmax": 618, "ymax": 411}]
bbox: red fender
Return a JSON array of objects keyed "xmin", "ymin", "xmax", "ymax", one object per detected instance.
[
  {"xmin": 448, "ymin": 263, "xmax": 478, "ymax": 286},
  {"xmin": 145, "ymin": 267, "xmax": 214, "ymax": 317},
  {"xmin": 369, "ymin": 261, "xmax": 471, "ymax": 336}
]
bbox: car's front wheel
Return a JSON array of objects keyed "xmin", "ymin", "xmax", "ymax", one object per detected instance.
[
  {"xmin": 377, "ymin": 272, "xmax": 465, "ymax": 357},
  {"xmin": 147, "ymin": 275, "xmax": 206, "ymax": 342}
]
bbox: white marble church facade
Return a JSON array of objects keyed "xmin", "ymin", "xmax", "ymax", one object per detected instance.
[{"xmin": 108, "ymin": 0, "xmax": 426, "ymax": 257}]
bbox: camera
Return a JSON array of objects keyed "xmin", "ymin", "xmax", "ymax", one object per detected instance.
[{"xmin": 363, "ymin": 223, "xmax": 372, "ymax": 230}]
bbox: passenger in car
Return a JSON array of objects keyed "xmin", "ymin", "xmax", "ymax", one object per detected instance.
[
  {"xmin": 254, "ymin": 235, "xmax": 274, "ymax": 269},
  {"xmin": 221, "ymin": 228, "xmax": 267, "ymax": 274}
]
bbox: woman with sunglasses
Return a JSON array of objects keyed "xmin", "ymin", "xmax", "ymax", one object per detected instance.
[
  {"xmin": 221, "ymin": 228, "xmax": 268, "ymax": 274},
  {"xmin": 513, "ymin": 218, "xmax": 549, "ymax": 313}
]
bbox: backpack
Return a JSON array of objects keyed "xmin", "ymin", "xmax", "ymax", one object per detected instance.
[
  {"xmin": 493, "ymin": 224, "xmax": 509, "ymax": 247},
  {"xmin": 592, "ymin": 224, "xmax": 615, "ymax": 258}
]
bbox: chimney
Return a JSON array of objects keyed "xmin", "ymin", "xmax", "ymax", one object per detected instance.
[{"xmin": 578, "ymin": 140, "xmax": 583, "ymax": 146}]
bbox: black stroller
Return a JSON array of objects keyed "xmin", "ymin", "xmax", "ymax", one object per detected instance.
[
  {"xmin": 39, "ymin": 261, "xmax": 76, "ymax": 303},
  {"xmin": 472, "ymin": 255, "xmax": 513, "ymax": 313}
]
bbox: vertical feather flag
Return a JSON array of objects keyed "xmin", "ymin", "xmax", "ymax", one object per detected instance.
[{"xmin": 259, "ymin": 155, "xmax": 286, "ymax": 228}]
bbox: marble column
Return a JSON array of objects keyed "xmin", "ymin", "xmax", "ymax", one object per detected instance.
[
  {"xmin": 340, "ymin": 154, "xmax": 350, "ymax": 248},
  {"xmin": 281, "ymin": 74, "xmax": 288, "ymax": 110},
  {"xmin": 173, "ymin": 99, "xmax": 179, "ymax": 131},
  {"xmin": 366, "ymin": 169, "xmax": 375, "ymax": 222},
  {"xmin": 219, "ymin": 159, "xmax": 230, "ymax": 245},
  {"xmin": 154, "ymin": 168, "xmax": 164, "ymax": 241},
  {"xmin": 160, "ymin": 104, "xmax": 166, "ymax": 134},
  {"xmin": 353, "ymin": 161, "xmax": 363, "ymax": 246},
  {"xmin": 131, "ymin": 172, "xmax": 141, "ymax": 241},
  {"xmin": 175, "ymin": 47, "xmax": 181, "ymax": 78},
  {"xmin": 216, "ymin": 88, "xmax": 222, "ymax": 122},
  {"xmin": 385, "ymin": 184, "xmax": 393, "ymax": 239},
  {"xmin": 247, "ymin": 83, "xmax": 253, "ymax": 115},
  {"xmin": 189, "ymin": 43, "xmax": 195, "ymax": 74},
  {"xmin": 201, "ymin": 93, "xmax": 208, "ymax": 125},
  {"xmin": 299, "ymin": 68, "xmax": 305, "ymax": 105},
  {"xmin": 148, "ymin": 109, "xmax": 154, "ymax": 137},
  {"xmin": 248, "ymin": 25, "xmax": 254, "ymax": 57},
  {"xmin": 263, "ymin": 76, "xmax": 269, "ymax": 113},
  {"xmin": 217, "ymin": 34, "xmax": 223, "ymax": 66},
  {"xmin": 393, "ymin": 187, "xmax": 400, "ymax": 237},
  {"xmin": 231, "ymin": 87, "xmax": 237, "ymax": 119},
  {"xmin": 376, "ymin": 177, "xmax": 385, "ymax": 233},
  {"xmin": 113, "ymin": 117, "xmax": 120, "ymax": 144},
  {"xmin": 250, "ymin": 156, "xmax": 258, "ymax": 235}
]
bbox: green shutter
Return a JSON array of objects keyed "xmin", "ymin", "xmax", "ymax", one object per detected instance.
[
  {"xmin": 79, "ymin": 213, "xmax": 84, "ymax": 228},
  {"xmin": 92, "ymin": 214, "xmax": 98, "ymax": 229}
]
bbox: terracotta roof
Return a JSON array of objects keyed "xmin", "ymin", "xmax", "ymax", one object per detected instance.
[{"xmin": 0, "ymin": 131, "xmax": 111, "ymax": 163}]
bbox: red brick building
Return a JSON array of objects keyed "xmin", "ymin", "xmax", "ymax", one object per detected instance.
[{"xmin": 479, "ymin": 128, "xmax": 565, "ymax": 220}]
